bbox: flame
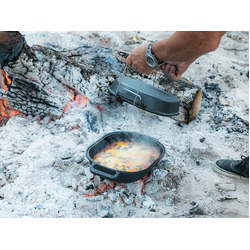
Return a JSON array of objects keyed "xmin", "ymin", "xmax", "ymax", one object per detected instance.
[
  {"xmin": 0, "ymin": 71, "xmax": 21, "ymax": 126},
  {"xmin": 64, "ymin": 89, "xmax": 88, "ymax": 112},
  {"xmin": 75, "ymin": 94, "xmax": 88, "ymax": 106},
  {"xmin": 0, "ymin": 99, "xmax": 20, "ymax": 125},
  {"xmin": 1, "ymin": 69, "xmax": 11, "ymax": 89},
  {"xmin": 0, "ymin": 98, "xmax": 6, "ymax": 118},
  {"xmin": 64, "ymin": 88, "xmax": 103, "ymax": 114},
  {"xmin": 0, "ymin": 71, "xmax": 103, "ymax": 126}
]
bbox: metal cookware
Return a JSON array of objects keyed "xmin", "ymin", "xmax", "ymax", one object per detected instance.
[
  {"xmin": 86, "ymin": 131, "xmax": 165, "ymax": 183},
  {"xmin": 108, "ymin": 66, "xmax": 180, "ymax": 116}
]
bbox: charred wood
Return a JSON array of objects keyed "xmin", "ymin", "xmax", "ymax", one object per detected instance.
[
  {"xmin": 1, "ymin": 77, "xmax": 68, "ymax": 119},
  {"xmin": 1, "ymin": 33, "xmax": 202, "ymax": 123},
  {"xmin": 0, "ymin": 31, "xmax": 37, "ymax": 66}
]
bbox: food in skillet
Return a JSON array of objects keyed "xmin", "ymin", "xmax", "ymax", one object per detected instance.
[{"xmin": 93, "ymin": 141, "xmax": 161, "ymax": 172}]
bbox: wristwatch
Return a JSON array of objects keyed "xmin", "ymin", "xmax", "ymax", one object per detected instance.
[{"xmin": 145, "ymin": 41, "xmax": 165, "ymax": 67}]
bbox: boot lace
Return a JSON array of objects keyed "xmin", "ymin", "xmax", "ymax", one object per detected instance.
[{"xmin": 238, "ymin": 155, "xmax": 249, "ymax": 178}]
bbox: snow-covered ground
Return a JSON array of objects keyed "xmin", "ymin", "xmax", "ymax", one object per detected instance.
[{"xmin": 0, "ymin": 31, "xmax": 248, "ymax": 218}]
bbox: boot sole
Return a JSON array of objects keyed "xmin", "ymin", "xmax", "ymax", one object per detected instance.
[{"xmin": 213, "ymin": 162, "xmax": 248, "ymax": 180}]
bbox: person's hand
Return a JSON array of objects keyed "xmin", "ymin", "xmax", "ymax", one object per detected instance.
[
  {"xmin": 159, "ymin": 61, "xmax": 191, "ymax": 81},
  {"xmin": 126, "ymin": 42, "xmax": 192, "ymax": 81},
  {"xmin": 125, "ymin": 42, "xmax": 156, "ymax": 75}
]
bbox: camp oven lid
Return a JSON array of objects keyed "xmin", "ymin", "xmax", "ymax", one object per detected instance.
[{"xmin": 108, "ymin": 77, "xmax": 180, "ymax": 116}]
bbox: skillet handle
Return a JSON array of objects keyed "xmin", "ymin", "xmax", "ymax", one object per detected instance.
[{"xmin": 90, "ymin": 163, "xmax": 120, "ymax": 181}]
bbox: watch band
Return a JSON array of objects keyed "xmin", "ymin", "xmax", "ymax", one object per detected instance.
[
  {"xmin": 148, "ymin": 41, "xmax": 160, "ymax": 62},
  {"xmin": 146, "ymin": 41, "xmax": 165, "ymax": 67}
]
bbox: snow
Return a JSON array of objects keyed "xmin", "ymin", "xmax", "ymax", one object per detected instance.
[{"xmin": 0, "ymin": 31, "xmax": 249, "ymax": 218}]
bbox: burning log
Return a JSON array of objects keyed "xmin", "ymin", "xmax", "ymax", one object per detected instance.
[
  {"xmin": 0, "ymin": 31, "xmax": 202, "ymax": 123},
  {"xmin": 1, "ymin": 77, "xmax": 68, "ymax": 119}
]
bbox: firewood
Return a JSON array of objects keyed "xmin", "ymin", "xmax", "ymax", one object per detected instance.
[
  {"xmin": 1, "ymin": 77, "xmax": 69, "ymax": 119},
  {"xmin": 0, "ymin": 31, "xmax": 37, "ymax": 66},
  {"xmin": 1, "ymin": 32, "xmax": 202, "ymax": 123}
]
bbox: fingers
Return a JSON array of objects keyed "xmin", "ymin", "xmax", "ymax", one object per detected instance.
[
  {"xmin": 160, "ymin": 64, "xmax": 181, "ymax": 80},
  {"xmin": 169, "ymin": 65, "xmax": 176, "ymax": 76},
  {"xmin": 138, "ymin": 68, "xmax": 144, "ymax": 74},
  {"xmin": 125, "ymin": 56, "xmax": 153, "ymax": 75},
  {"xmin": 162, "ymin": 64, "xmax": 171, "ymax": 75},
  {"xmin": 125, "ymin": 54, "xmax": 132, "ymax": 66},
  {"xmin": 125, "ymin": 54, "xmax": 139, "ymax": 71},
  {"xmin": 170, "ymin": 71, "xmax": 182, "ymax": 81}
]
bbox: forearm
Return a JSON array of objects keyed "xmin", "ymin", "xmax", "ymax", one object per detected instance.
[{"xmin": 152, "ymin": 31, "xmax": 226, "ymax": 63}]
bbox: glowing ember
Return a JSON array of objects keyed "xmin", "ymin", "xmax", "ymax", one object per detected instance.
[
  {"xmin": 84, "ymin": 181, "xmax": 124, "ymax": 197},
  {"xmin": 0, "ymin": 70, "xmax": 21, "ymax": 125},
  {"xmin": 1, "ymin": 69, "xmax": 11, "ymax": 89},
  {"xmin": 83, "ymin": 175, "xmax": 149, "ymax": 197},
  {"xmin": 0, "ymin": 98, "xmax": 6, "ymax": 117},
  {"xmin": 134, "ymin": 176, "xmax": 149, "ymax": 195},
  {"xmin": 64, "ymin": 89, "xmax": 88, "ymax": 112},
  {"xmin": 0, "ymin": 70, "xmax": 103, "ymax": 127},
  {"xmin": 0, "ymin": 98, "xmax": 21, "ymax": 125},
  {"xmin": 95, "ymin": 104, "xmax": 103, "ymax": 112},
  {"xmin": 64, "ymin": 87, "xmax": 103, "ymax": 113},
  {"xmin": 75, "ymin": 94, "xmax": 88, "ymax": 106}
]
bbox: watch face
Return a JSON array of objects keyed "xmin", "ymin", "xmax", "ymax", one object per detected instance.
[
  {"xmin": 146, "ymin": 55, "xmax": 156, "ymax": 67},
  {"xmin": 146, "ymin": 57, "xmax": 154, "ymax": 65}
]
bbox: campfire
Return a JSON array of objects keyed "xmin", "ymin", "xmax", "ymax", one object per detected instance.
[
  {"xmin": 0, "ymin": 29, "xmax": 201, "ymax": 217},
  {"xmin": 0, "ymin": 31, "xmax": 248, "ymax": 218},
  {"xmin": 0, "ymin": 66, "xmax": 161, "ymax": 214},
  {"xmin": 0, "ymin": 70, "xmax": 21, "ymax": 126},
  {"xmin": 0, "ymin": 69, "xmax": 103, "ymax": 128}
]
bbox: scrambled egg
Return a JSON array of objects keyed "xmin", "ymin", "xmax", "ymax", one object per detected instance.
[{"xmin": 93, "ymin": 141, "xmax": 160, "ymax": 172}]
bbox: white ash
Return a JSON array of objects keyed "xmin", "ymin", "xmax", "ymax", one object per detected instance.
[{"xmin": 0, "ymin": 31, "xmax": 249, "ymax": 218}]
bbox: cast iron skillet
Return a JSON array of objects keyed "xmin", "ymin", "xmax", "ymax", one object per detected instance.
[{"xmin": 86, "ymin": 131, "xmax": 165, "ymax": 183}]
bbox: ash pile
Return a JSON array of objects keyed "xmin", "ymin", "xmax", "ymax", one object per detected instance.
[
  {"xmin": 198, "ymin": 77, "xmax": 249, "ymax": 135},
  {"xmin": 0, "ymin": 31, "xmax": 249, "ymax": 218},
  {"xmin": 0, "ymin": 112, "xmax": 187, "ymax": 218}
]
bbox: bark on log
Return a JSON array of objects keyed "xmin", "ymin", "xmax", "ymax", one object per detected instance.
[
  {"xmin": 0, "ymin": 31, "xmax": 202, "ymax": 123},
  {"xmin": 1, "ymin": 77, "xmax": 68, "ymax": 119},
  {"xmin": 62, "ymin": 47, "xmax": 202, "ymax": 123}
]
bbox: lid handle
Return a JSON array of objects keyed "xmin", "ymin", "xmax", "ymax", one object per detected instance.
[
  {"xmin": 119, "ymin": 88, "xmax": 145, "ymax": 109},
  {"xmin": 115, "ymin": 64, "xmax": 144, "ymax": 106},
  {"xmin": 121, "ymin": 88, "xmax": 141, "ymax": 100}
]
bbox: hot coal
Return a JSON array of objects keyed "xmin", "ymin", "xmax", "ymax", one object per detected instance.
[
  {"xmin": 204, "ymin": 82, "xmax": 221, "ymax": 96},
  {"xmin": 200, "ymin": 81, "xmax": 248, "ymax": 135},
  {"xmin": 208, "ymin": 75, "xmax": 216, "ymax": 79},
  {"xmin": 86, "ymin": 183, "xmax": 95, "ymax": 190},
  {"xmin": 209, "ymin": 109, "xmax": 249, "ymax": 134}
]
